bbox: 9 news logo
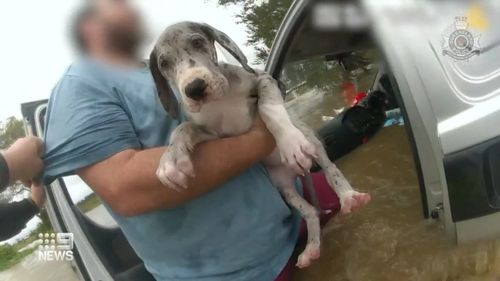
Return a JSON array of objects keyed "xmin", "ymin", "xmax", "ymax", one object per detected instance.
[{"xmin": 36, "ymin": 232, "xmax": 74, "ymax": 262}]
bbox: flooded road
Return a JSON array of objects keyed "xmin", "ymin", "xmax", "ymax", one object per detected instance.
[{"xmin": 292, "ymin": 125, "xmax": 500, "ymax": 281}]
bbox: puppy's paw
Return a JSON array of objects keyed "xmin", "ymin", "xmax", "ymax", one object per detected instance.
[
  {"xmin": 278, "ymin": 129, "xmax": 317, "ymax": 175},
  {"xmin": 296, "ymin": 242, "xmax": 321, "ymax": 269},
  {"xmin": 156, "ymin": 149, "xmax": 194, "ymax": 191},
  {"xmin": 338, "ymin": 190, "xmax": 371, "ymax": 214}
]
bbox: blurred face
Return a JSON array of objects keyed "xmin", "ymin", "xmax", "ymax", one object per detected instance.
[{"xmin": 94, "ymin": 0, "xmax": 145, "ymax": 52}]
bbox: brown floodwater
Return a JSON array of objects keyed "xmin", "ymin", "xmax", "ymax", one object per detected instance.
[
  {"xmin": 290, "ymin": 125, "xmax": 500, "ymax": 281},
  {"xmin": 282, "ymin": 58, "xmax": 500, "ymax": 281}
]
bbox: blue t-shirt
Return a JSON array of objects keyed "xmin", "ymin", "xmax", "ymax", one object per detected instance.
[{"xmin": 43, "ymin": 57, "xmax": 300, "ymax": 281}]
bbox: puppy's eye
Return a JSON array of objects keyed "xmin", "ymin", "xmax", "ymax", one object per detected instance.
[
  {"xmin": 160, "ymin": 59, "xmax": 170, "ymax": 69},
  {"xmin": 192, "ymin": 37, "xmax": 205, "ymax": 49}
]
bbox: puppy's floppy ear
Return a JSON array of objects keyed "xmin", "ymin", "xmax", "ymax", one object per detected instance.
[
  {"xmin": 200, "ymin": 23, "xmax": 256, "ymax": 74},
  {"xmin": 149, "ymin": 49, "xmax": 179, "ymax": 119}
]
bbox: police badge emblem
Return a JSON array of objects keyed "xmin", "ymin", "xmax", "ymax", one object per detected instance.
[{"xmin": 442, "ymin": 16, "xmax": 481, "ymax": 61}]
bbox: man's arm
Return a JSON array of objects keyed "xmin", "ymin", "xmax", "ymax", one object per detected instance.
[{"xmin": 78, "ymin": 118, "xmax": 275, "ymax": 217}]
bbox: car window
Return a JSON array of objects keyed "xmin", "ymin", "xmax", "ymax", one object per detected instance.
[
  {"xmin": 280, "ymin": 49, "xmax": 381, "ymax": 129},
  {"xmin": 63, "ymin": 176, "xmax": 117, "ymax": 228}
]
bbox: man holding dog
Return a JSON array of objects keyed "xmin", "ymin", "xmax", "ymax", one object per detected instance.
[{"xmin": 42, "ymin": 1, "xmax": 302, "ymax": 280}]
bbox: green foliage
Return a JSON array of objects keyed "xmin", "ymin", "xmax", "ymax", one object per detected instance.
[
  {"xmin": 0, "ymin": 244, "xmax": 33, "ymax": 271},
  {"xmin": 216, "ymin": 0, "xmax": 294, "ymax": 63},
  {"xmin": 281, "ymin": 58, "xmax": 344, "ymax": 95},
  {"xmin": 0, "ymin": 245, "xmax": 18, "ymax": 270},
  {"xmin": 36, "ymin": 211, "xmax": 54, "ymax": 235},
  {"xmin": 0, "ymin": 116, "xmax": 27, "ymax": 201},
  {"xmin": 77, "ymin": 193, "xmax": 102, "ymax": 213},
  {"xmin": 0, "ymin": 117, "xmax": 25, "ymax": 149},
  {"xmin": 281, "ymin": 50, "xmax": 379, "ymax": 98}
]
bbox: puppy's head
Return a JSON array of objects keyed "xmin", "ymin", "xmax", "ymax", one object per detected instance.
[{"xmin": 149, "ymin": 21, "xmax": 255, "ymax": 115}]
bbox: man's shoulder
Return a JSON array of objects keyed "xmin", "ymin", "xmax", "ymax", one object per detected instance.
[
  {"xmin": 51, "ymin": 58, "xmax": 117, "ymax": 103},
  {"xmin": 56, "ymin": 58, "xmax": 152, "ymax": 94},
  {"xmin": 58, "ymin": 58, "xmax": 108, "ymax": 87}
]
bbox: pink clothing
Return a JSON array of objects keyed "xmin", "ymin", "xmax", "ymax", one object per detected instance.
[{"xmin": 275, "ymin": 172, "xmax": 340, "ymax": 281}]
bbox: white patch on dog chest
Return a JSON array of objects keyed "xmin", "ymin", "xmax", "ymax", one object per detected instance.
[{"xmin": 191, "ymin": 95, "xmax": 255, "ymax": 137}]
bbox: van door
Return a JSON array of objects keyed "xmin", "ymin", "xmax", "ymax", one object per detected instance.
[
  {"xmin": 21, "ymin": 100, "xmax": 114, "ymax": 281},
  {"xmin": 266, "ymin": 0, "xmax": 459, "ymax": 241},
  {"xmin": 365, "ymin": 0, "xmax": 500, "ymax": 243},
  {"xmin": 22, "ymin": 98, "xmax": 156, "ymax": 281}
]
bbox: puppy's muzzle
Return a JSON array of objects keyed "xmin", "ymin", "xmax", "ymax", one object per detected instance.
[{"xmin": 185, "ymin": 78, "xmax": 208, "ymax": 101}]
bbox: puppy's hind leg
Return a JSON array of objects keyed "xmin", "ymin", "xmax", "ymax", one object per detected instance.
[
  {"xmin": 267, "ymin": 165, "xmax": 321, "ymax": 268},
  {"xmin": 313, "ymin": 137, "xmax": 371, "ymax": 214}
]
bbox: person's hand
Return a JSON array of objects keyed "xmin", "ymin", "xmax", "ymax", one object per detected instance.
[
  {"xmin": 30, "ymin": 181, "xmax": 46, "ymax": 209},
  {"xmin": 2, "ymin": 137, "xmax": 44, "ymax": 184}
]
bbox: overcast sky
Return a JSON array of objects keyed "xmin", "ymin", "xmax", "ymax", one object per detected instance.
[{"xmin": 0, "ymin": 0, "xmax": 255, "ymax": 122}]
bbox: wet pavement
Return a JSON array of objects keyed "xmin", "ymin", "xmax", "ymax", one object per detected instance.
[
  {"xmin": 0, "ymin": 205, "xmax": 112, "ymax": 281},
  {"xmin": 0, "ymin": 252, "xmax": 79, "ymax": 281}
]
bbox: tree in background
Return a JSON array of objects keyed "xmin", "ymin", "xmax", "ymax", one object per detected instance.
[
  {"xmin": 0, "ymin": 117, "xmax": 25, "ymax": 150},
  {"xmin": 216, "ymin": 0, "xmax": 293, "ymax": 63},
  {"xmin": 0, "ymin": 117, "xmax": 26, "ymax": 202},
  {"xmin": 214, "ymin": 0, "xmax": 342, "ymax": 91}
]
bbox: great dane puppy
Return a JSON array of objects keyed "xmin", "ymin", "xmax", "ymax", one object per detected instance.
[{"xmin": 149, "ymin": 21, "xmax": 370, "ymax": 268}]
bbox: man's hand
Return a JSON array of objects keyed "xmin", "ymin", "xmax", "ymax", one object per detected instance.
[{"xmin": 2, "ymin": 137, "xmax": 44, "ymax": 184}]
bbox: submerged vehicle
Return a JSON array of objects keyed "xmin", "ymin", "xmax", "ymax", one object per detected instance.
[{"xmin": 21, "ymin": 0, "xmax": 500, "ymax": 280}]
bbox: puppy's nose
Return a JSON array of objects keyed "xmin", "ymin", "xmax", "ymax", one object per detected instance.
[{"xmin": 185, "ymin": 78, "xmax": 207, "ymax": 101}]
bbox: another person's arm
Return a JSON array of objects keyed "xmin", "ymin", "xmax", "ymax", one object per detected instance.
[
  {"xmin": 0, "ymin": 200, "xmax": 39, "ymax": 241},
  {"xmin": 79, "ymin": 118, "xmax": 275, "ymax": 217},
  {"xmin": 0, "ymin": 137, "xmax": 44, "ymax": 189},
  {"xmin": 0, "ymin": 182, "xmax": 46, "ymax": 240},
  {"xmin": 0, "ymin": 137, "xmax": 45, "ymax": 240}
]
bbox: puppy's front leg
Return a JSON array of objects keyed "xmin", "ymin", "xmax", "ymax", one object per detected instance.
[
  {"xmin": 256, "ymin": 74, "xmax": 317, "ymax": 175},
  {"xmin": 295, "ymin": 121, "xmax": 371, "ymax": 214},
  {"xmin": 157, "ymin": 122, "xmax": 217, "ymax": 191}
]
